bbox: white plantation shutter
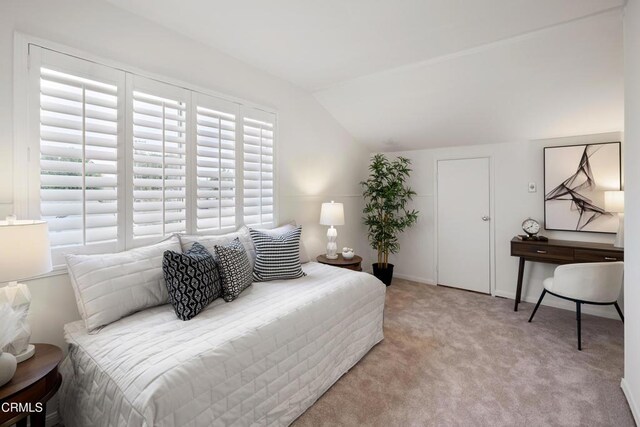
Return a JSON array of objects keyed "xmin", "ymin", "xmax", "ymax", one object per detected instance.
[
  {"xmin": 243, "ymin": 110, "xmax": 275, "ymax": 228},
  {"xmin": 194, "ymin": 94, "xmax": 239, "ymax": 233},
  {"xmin": 26, "ymin": 46, "xmax": 277, "ymax": 263},
  {"xmin": 37, "ymin": 48, "xmax": 125, "ymax": 252},
  {"xmin": 131, "ymin": 78, "xmax": 189, "ymax": 240}
]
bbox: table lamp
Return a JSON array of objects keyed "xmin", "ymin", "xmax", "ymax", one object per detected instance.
[
  {"xmin": 605, "ymin": 190, "xmax": 624, "ymax": 248},
  {"xmin": 0, "ymin": 217, "xmax": 52, "ymax": 362},
  {"xmin": 320, "ymin": 201, "xmax": 345, "ymax": 259}
]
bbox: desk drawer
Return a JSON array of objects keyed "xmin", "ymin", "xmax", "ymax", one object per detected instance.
[
  {"xmin": 511, "ymin": 242, "xmax": 574, "ymax": 261},
  {"xmin": 574, "ymin": 249, "xmax": 623, "ymax": 262}
]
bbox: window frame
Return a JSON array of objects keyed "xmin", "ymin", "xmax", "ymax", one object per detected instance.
[
  {"xmin": 34, "ymin": 47, "xmax": 127, "ymax": 257},
  {"xmin": 127, "ymin": 75, "xmax": 192, "ymax": 248},
  {"xmin": 192, "ymin": 92, "xmax": 243, "ymax": 235},
  {"xmin": 13, "ymin": 33, "xmax": 279, "ymax": 271},
  {"xmin": 242, "ymin": 108, "xmax": 277, "ymax": 229}
]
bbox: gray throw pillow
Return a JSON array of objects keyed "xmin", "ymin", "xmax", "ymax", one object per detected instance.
[{"xmin": 213, "ymin": 238, "xmax": 253, "ymax": 302}]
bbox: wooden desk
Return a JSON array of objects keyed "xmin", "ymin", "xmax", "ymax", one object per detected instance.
[{"xmin": 510, "ymin": 237, "xmax": 624, "ymax": 312}]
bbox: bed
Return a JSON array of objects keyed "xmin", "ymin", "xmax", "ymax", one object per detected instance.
[{"xmin": 58, "ymin": 262, "xmax": 385, "ymax": 426}]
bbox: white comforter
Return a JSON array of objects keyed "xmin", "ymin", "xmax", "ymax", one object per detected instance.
[{"xmin": 58, "ymin": 262, "xmax": 385, "ymax": 427}]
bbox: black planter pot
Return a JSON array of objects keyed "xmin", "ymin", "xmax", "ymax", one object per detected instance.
[{"xmin": 372, "ymin": 263, "xmax": 394, "ymax": 286}]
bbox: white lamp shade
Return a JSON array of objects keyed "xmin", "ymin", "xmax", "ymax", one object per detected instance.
[
  {"xmin": 320, "ymin": 201, "xmax": 345, "ymax": 226},
  {"xmin": 605, "ymin": 191, "xmax": 624, "ymax": 213},
  {"xmin": 0, "ymin": 220, "xmax": 52, "ymax": 283}
]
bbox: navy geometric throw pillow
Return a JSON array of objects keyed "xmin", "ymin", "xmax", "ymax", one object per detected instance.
[{"xmin": 162, "ymin": 242, "xmax": 222, "ymax": 320}]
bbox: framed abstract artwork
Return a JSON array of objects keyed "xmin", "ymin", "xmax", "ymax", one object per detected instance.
[{"xmin": 544, "ymin": 142, "xmax": 621, "ymax": 233}]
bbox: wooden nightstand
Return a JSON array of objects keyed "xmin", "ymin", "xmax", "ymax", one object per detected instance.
[
  {"xmin": 316, "ymin": 254, "xmax": 363, "ymax": 271},
  {"xmin": 0, "ymin": 344, "xmax": 63, "ymax": 427}
]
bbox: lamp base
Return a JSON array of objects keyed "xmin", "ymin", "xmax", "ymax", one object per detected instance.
[
  {"xmin": 614, "ymin": 213, "xmax": 624, "ymax": 248},
  {"xmin": 15, "ymin": 344, "xmax": 35, "ymax": 363},
  {"xmin": 0, "ymin": 282, "xmax": 32, "ymax": 358},
  {"xmin": 326, "ymin": 226, "xmax": 338, "ymax": 259}
]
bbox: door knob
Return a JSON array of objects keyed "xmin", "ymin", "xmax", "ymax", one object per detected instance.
[{"xmin": 482, "ymin": 216, "xmax": 490, "ymax": 221}]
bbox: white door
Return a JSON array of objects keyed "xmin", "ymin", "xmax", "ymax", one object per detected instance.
[{"xmin": 437, "ymin": 158, "xmax": 491, "ymax": 294}]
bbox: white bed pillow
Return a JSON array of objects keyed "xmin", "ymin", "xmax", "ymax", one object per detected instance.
[
  {"xmin": 66, "ymin": 235, "xmax": 182, "ymax": 333},
  {"xmin": 257, "ymin": 222, "xmax": 310, "ymax": 263},
  {"xmin": 178, "ymin": 223, "xmax": 310, "ymax": 266},
  {"xmin": 179, "ymin": 226, "xmax": 256, "ymax": 266}
]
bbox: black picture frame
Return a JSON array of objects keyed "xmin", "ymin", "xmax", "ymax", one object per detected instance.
[{"xmin": 543, "ymin": 141, "xmax": 622, "ymax": 234}]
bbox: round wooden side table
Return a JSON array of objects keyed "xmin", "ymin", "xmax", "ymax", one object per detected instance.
[
  {"xmin": 0, "ymin": 344, "xmax": 63, "ymax": 427},
  {"xmin": 316, "ymin": 254, "xmax": 363, "ymax": 271}
]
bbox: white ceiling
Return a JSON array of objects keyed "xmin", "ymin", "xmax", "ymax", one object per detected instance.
[
  {"xmin": 315, "ymin": 10, "xmax": 624, "ymax": 151},
  {"xmin": 105, "ymin": 0, "xmax": 624, "ymax": 150}
]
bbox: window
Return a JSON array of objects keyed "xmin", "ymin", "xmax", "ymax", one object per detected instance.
[
  {"xmin": 25, "ymin": 45, "xmax": 276, "ymax": 265},
  {"xmin": 195, "ymin": 93, "xmax": 239, "ymax": 233},
  {"xmin": 131, "ymin": 79, "xmax": 189, "ymax": 240},
  {"xmin": 35, "ymin": 48, "xmax": 125, "ymax": 256},
  {"xmin": 243, "ymin": 111, "xmax": 275, "ymax": 228}
]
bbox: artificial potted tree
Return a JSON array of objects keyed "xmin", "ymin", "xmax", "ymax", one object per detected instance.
[{"xmin": 361, "ymin": 154, "xmax": 418, "ymax": 286}]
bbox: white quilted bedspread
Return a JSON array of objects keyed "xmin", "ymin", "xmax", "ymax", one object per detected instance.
[{"xmin": 59, "ymin": 263, "xmax": 385, "ymax": 427}]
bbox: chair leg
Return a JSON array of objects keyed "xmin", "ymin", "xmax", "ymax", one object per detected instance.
[
  {"xmin": 614, "ymin": 302, "xmax": 624, "ymax": 322},
  {"xmin": 576, "ymin": 302, "xmax": 582, "ymax": 351},
  {"xmin": 528, "ymin": 289, "xmax": 547, "ymax": 323}
]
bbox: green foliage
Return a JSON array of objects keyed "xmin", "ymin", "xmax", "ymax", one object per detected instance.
[{"xmin": 361, "ymin": 154, "xmax": 418, "ymax": 268}]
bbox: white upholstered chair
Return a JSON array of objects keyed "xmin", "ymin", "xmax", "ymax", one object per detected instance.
[{"xmin": 528, "ymin": 262, "xmax": 624, "ymax": 350}]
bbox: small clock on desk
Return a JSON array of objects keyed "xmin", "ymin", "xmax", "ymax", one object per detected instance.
[{"xmin": 519, "ymin": 218, "xmax": 548, "ymax": 241}]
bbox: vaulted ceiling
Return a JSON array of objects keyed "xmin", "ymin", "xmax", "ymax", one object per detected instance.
[{"xmin": 105, "ymin": 0, "xmax": 624, "ymax": 151}]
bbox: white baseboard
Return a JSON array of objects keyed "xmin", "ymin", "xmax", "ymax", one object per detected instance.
[
  {"xmin": 393, "ymin": 273, "xmax": 435, "ymax": 286},
  {"xmin": 621, "ymin": 378, "xmax": 640, "ymax": 424},
  {"xmin": 494, "ymin": 290, "xmax": 621, "ymax": 320}
]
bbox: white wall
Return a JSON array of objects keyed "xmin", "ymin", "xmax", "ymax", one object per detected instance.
[
  {"xmin": 0, "ymin": 0, "xmax": 371, "ymax": 351},
  {"xmin": 385, "ymin": 131, "xmax": 623, "ymax": 318},
  {"xmin": 622, "ymin": 0, "xmax": 640, "ymax": 422}
]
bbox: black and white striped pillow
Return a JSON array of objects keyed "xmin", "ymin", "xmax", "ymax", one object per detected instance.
[{"xmin": 250, "ymin": 226, "xmax": 306, "ymax": 282}]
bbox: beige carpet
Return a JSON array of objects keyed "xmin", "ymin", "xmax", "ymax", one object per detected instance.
[{"xmin": 294, "ymin": 278, "xmax": 634, "ymax": 426}]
